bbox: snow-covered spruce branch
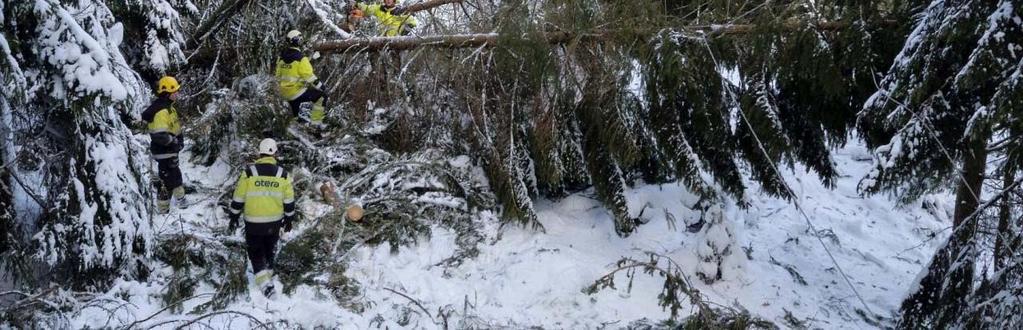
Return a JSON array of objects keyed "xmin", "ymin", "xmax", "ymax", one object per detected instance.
[
  {"xmin": 584, "ymin": 252, "xmax": 773, "ymax": 328},
  {"xmin": 188, "ymin": 0, "xmax": 253, "ymax": 49},
  {"xmin": 0, "ymin": 287, "xmax": 105, "ymax": 328}
]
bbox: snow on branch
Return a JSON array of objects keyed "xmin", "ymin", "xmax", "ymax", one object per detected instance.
[{"xmin": 314, "ymin": 20, "xmax": 896, "ymax": 53}]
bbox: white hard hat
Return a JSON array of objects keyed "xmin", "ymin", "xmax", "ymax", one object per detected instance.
[
  {"xmin": 258, "ymin": 138, "xmax": 278, "ymax": 155},
  {"xmin": 286, "ymin": 30, "xmax": 302, "ymax": 40}
]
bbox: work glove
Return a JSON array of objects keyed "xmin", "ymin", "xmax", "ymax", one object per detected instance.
[
  {"xmin": 308, "ymin": 79, "xmax": 322, "ymax": 89},
  {"xmin": 228, "ymin": 213, "xmax": 239, "ymax": 231},
  {"xmin": 282, "ymin": 216, "xmax": 294, "ymax": 233}
]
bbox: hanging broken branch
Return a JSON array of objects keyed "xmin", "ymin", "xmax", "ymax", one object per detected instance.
[{"xmin": 188, "ymin": 0, "xmax": 253, "ymax": 49}]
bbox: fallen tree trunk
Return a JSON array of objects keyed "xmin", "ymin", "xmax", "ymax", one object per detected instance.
[
  {"xmin": 314, "ymin": 32, "xmax": 602, "ymax": 52},
  {"xmin": 398, "ymin": 0, "xmax": 462, "ymax": 14},
  {"xmin": 314, "ymin": 20, "xmax": 896, "ymax": 53}
]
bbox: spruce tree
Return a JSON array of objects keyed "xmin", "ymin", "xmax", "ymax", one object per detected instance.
[
  {"xmin": 3, "ymin": 0, "xmax": 155, "ymax": 286},
  {"xmin": 856, "ymin": 0, "xmax": 1023, "ymax": 326}
]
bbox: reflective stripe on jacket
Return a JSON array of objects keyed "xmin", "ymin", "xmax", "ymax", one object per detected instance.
[
  {"xmin": 275, "ymin": 47, "xmax": 317, "ymax": 100},
  {"xmin": 141, "ymin": 96, "xmax": 182, "ymax": 159},
  {"xmin": 229, "ymin": 157, "xmax": 296, "ymax": 223}
]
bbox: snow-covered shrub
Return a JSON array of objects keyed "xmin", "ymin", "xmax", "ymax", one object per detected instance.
[{"xmin": 694, "ymin": 203, "xmax": 738, "ymax": 283}]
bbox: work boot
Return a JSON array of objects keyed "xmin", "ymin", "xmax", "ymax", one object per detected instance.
[
  {"xmin": 255, "ymin": 269, "xmax": 273, "ymax": 286},
  {"xmin": 255, "ymin": 269, "xmax": 275, "ymax": 296},
  {"xmin": 297, "ymin": 102, "xmax": 314, "ymax": 123},
  {"xmin": 310, "ymin": 101, "xmax": 326, "ymax": 126},
  {"xmin": 156, "ymin": 199, "xmax": 171, "ymax": 214},
  {"xmin": 172, "ymin": 186, "xmax": 189, "ymax": 209}
]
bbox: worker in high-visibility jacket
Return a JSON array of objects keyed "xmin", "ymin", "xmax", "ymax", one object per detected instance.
[
  {"xmin": 275, "ymin": 30, "xmax": 326, "ymax": 126},
  {"xmin": 350, "ymin": 0, "xmax": 419, "ymax": 95},
  {"xmin": 142, "ymin": 76, "xmax": 187, "ymax": 214},
  {"xmin": 227, "ymin": 138, "xmax": 296, "ymax": 295},
  {"xmin": 355, "ymin": 0, "xmax": 418, "ymax": 37}
]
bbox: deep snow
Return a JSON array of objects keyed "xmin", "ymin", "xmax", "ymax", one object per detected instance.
[{"xmin": 70, "ymin": 139, "xmax": 951, "ymax": 329}]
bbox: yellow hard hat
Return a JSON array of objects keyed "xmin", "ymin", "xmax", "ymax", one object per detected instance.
[{"xmin": 157, "ymin": 76, "xmax": 180, "ymax": 94}]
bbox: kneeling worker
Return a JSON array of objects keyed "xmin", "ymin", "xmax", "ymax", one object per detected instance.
[{"xmin": 228, "ymin": 138, "xmax": 296, "ymax": 296}]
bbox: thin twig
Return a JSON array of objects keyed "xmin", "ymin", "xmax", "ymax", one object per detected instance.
[
  {"xmin": 383, "ymin": 287, "xmax": 434, "ymax": 321},
  {"xmin": 120, "ymin": 293, "xmax": 215, "ymax": 329},
  {"xmin": 171, "ymin": 310, "xmax": 270, "ymax": 330}
]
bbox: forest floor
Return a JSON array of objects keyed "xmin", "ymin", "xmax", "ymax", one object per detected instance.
[{"xmin": 69, "ymin": 133, "xmax": 951, "ymax": 329}]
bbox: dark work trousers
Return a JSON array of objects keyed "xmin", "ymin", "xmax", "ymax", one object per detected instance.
[
  {"xmin": 155, "ymin": 156, "xmax": 183, "ymax": 200},
  {"xmin": 287, "ymin": 88, "xmax": 325, "ymax": 119},
  {"xmin": 245, "ymin": 221, "xmax": 283, "ymax": 273}
]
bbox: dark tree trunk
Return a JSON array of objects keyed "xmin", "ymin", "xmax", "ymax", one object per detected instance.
[
  {"xmin": 899, "ymin": 131, "xmax": 988, "ymax": 328},
  {"xmin": 995, "ymin": 167, "xmax": 1014, "ymax": 271},
  {"xmin": 952, "ymin": 137, "xmax": 987, "ymax": 227}
]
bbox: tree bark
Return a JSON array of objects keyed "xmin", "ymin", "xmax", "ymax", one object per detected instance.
[
  {"xmin": 899, "ymin": 131, "xmax": 988, "ymax": 328},
  {"xmin": 953, "ymin": 134, "xmax": 987, "ymax": 227},
  {"xmin": 995, "ymin": 167, "xmax": 1014, "ymax": 271},
  {"xmin": 398, "ymin": 0, "xmax": 462, "ymax": 14},
  {"xmin": 314, "ymin": 32, "xmax": 598, "ymax": 53},
  {"xmin": 313, "ymin": 20, "xmax": 896, "ymax": 53}
]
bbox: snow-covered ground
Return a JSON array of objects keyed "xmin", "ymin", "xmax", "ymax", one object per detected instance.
[{"xmin": 71, "ymin": 141, "xmax": 951, "ymax": 329}]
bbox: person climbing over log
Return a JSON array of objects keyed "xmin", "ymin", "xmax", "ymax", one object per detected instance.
[
  {"xmin": 352, "ymin": 0, "xmax": 418, "ymax": 37},
  {"xmin": 347, "ymin": 0, "xmax": 419, "ymax": 95},
  {"xmin": 275, "ymin": 30, "xmax": 326, "ymax": 128}
]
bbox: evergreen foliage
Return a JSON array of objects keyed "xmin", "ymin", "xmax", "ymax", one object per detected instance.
[
  {"xmin": 3, "ymin": 0, "xmax": 154, "ymax": 287},
  {"xmin": 854, "ymin": 0, "xmax": 1023, "ymax": 327},
  {"xmin": 4, "ymin": 0, "xmax": 991, "ymax": 326}
]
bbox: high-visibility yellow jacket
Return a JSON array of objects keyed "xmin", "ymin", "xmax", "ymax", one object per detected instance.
[
  {"xmin": 141, "ymin": 96, "xmax": 183, "ymax": 159},
  {"xmin": 229, "ymin": 157, "xmax": 296, "ymax": 224},
  {"xmin": 275, "ymin": 47, "xmax": 317, "ymax": 100},
  {"xmin": 357, "ymin": 3, "xmax": 417, "ymax": 36}
]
